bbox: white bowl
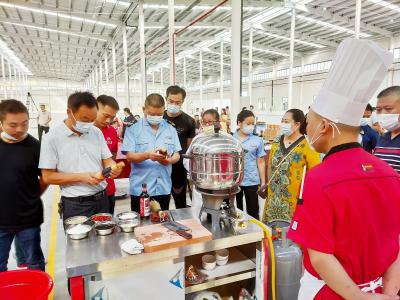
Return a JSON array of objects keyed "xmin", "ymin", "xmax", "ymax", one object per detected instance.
[
  {"xmin": 202, "ymin": 254, "xmax": 216, "ymax": 271},
  {"xmin": 215, "ymin": 249, "xmax": 229, "ymax": 261},
  {"xmin": 216, "ymin": 258, "xmax": 228, "ymax": 266}
]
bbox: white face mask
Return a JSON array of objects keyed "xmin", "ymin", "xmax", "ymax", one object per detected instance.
[
  {"xmin": 280, "ymin": 123, "xmax": 293, "ymax": 136},
  {"xmin": 202, "ymin": 125, "xmax": 215, "ymax": 134},
  {"xmin": 71, "ymin": 112, "xmax": 94, "ymax": 134},
  {"xmin": 377, "ymin": 113, "xmax": 400, "ymax": 132},
  {"xmin": 242, "ymin": 125, "xmax": 254, "ymax": 135},
  {"xmin": 360, "ymin": 117, "xmax": 371, "ymax": 127},
  {"xmin": 166, "ymin": 104, "xmax": 181, "ymax": 114},
  {"xmin": 305, "ymin": 122, "xmax": 341, "ymax": 152},
  {"xmin": 1, "ymin": 131, "xmax": 19, "ymax": 141},
  {"xmin": 146, "ymin": 115, "xmax": 164, "ymax": 126}
]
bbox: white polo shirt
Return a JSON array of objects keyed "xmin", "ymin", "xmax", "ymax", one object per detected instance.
[{"xmin": 39, "ymin": 121, "xmax": 112, "ymax": 197}]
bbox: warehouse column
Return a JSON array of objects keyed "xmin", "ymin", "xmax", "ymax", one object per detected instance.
[
  {"xmin": 139, "ymin": 0, "xmax": 147, "ymax": 103},
  {"xmin": 99, "ymin": 62, "xmax": 103, "ymax": 94},
  {"xmin": 13, "ymin": 65, "xmax": 17, "ymax": 99},
  {"xmin": 199, "ymin": 50, "xmax": 203, "ymax": 109},
  {"xmin": 8, "ymin": 62, "xmax": 12, "ymax": 98},
  {"xmin": 1, "ymin": 55, "xmax": 6, "ymax": 98},
  {"xmin": 111, "ymin": 41, "xmax": 117, "ymax": 99},
  {"xmin": 168, "ymin": 0, "xmax": 175, "ymax": 85},
  {"xmin": 230, "ymin": 0, "xmax": 243, "ymax": 131},
  {"xmin": 183, "ymin": 56, "xmax": 188, "ymax": 111},
  {"xmin": 160, "ymin": 67, "xmax": 164, "ymax": 94},
  {"xmin": 355, "ymin": 0, "xmax": 361, "ymax": 39},
  {"xmin": 248, "ymin": 27, "xmax": 253, "ymax": 106},
  {"xmin": 288, "ymin": 8, "xmax": 296, "ymax": 110},
  {"xmin": 220, "ymin": 40, "xmax": 224, "ymax": 106},
  {"xmin": 95, "ymin": 66, "xmax": 99, "ymax": 96},
  {"xmin": 104, "ymin": 51, "xmax": 109, "ymax": 93},
  {"xmin": 152, "ymin": 72, "xmax": 155, "ymax": 93},
  {"xmin": 122, "ymin": 24, "xmax": 130, "ymax": 108}
]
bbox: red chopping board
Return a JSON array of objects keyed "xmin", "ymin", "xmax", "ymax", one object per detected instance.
[{"xmin": 134, "ymin": 219, "xmax": 213, "ymax": 253}]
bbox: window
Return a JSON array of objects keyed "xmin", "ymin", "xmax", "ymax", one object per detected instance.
[
  {"xmin": 282, "ymin": 97, "xmax": 288, "ymax": 111},
  {"xmin": 303, "ymin": 60, "xmax": 332, "ymax": 74},
  {"xmin": 394, "ymin": 48, "xmax": 400, "ymax": 60}
]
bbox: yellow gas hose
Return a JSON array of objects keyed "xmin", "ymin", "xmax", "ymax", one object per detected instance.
[{"xmin": 248, "ymin": 219, "xmax": 276, "ymax": 300}]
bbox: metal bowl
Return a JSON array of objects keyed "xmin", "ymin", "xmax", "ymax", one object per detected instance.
[
  {"xmin": 94, "ymin": 221, "xmax": 116, "ymax": 236},
  {"xmin": 65, "ymin": 224, "xmax": 92, "ymax": 240},
  {"xmin": 116, "ymin": 211, "xmax": 139, "ymax": 221},
  {"xmin": 90, "ymin": 213, "xmax": 113, "ymax": 223},
  {"xmin": 64, "ymin": 216, "xmax": 89, "ymax": 227},
  {"xmin": 118, "ymin": 219, "xmax": 140, "ymax": 233}
]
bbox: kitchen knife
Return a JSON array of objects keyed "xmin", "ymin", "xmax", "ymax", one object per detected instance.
[{"xmin": 163, "ymin": 222, "xmax": 192, "ymax": 239}]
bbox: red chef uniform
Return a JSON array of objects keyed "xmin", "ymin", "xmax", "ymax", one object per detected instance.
[
  {"xmin": 101, "ymin": 125, "xmax": 119, "ymax": 196},
  {"xmin": 288, "ymin": 143, "xmax": 400, "ymax": 299}
]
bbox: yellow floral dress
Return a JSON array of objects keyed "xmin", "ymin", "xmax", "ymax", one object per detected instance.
[{"xmin": 262, "ymin": 135, "xmax": 321, "ymax": 223}]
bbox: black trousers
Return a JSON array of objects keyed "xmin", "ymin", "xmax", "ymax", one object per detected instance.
[
  {"xmin": 131, "ymin": 194, "xmax": 171, "ymax": 213},
  {"xmin": 38, "ymin": 125, "xmax": 49, "ymax": 142},
  {"xmin": 171, "ymin": 160, "xmax": 187, "ymax": 209},
  {"xmin": 60, "ymin": 190, "xmax": 109, "ymax": 222},
  {"xmin": 236, "ymin": 185, "xmax": 259, "ymax": 220},
  {"xmin": 108, "ymin": 194, "xmax": 115, "ymax": 215}
]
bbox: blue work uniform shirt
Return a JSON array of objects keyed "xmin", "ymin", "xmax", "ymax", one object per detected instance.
[
  {"xmin": 122, "ymin": 118, "xmax": 182, "ymax": 196},
  {"xmin": 233, "ymin": 132, "xmax": 266, "ymax": 186}
]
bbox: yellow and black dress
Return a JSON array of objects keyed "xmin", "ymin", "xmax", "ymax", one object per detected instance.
[{"xmin": 262, "ymin": 135, "xmax": 320, "ymax": 223}]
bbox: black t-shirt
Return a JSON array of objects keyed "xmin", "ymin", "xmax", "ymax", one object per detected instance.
[
  {"xmin": 0, "ymin": 135, "xmax": 43, "ymax": 230},
  {"xmin": 164, "ymin": 111, "xmax": 196, "ymax": 153}
]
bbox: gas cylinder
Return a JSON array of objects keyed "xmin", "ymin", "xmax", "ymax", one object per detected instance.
[{"xmin": 272, "ymin": 224, "xmax": 303, "ymax": 300}]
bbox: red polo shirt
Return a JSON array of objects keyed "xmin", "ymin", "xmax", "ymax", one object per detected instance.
[
  {"xmin": 101, "ymin": 125, "xmax": 118, "ymax": 196},
  {"xmin": 288, "ymin": 143, "xmax": 400, "ymax": 299}
]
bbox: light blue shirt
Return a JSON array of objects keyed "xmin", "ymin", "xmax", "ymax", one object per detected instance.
[
  {"xmin": 234, "ymin": 132, "xmax": 266, "ymax": 186},
  {"xmin": 122, "ymin": 118, "xmax": 181, "ymax": 196}
]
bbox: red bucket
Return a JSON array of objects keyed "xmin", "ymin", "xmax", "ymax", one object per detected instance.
[{"xmin": 0, "ymin": 270, "xmax": 54, "ymax": 300}]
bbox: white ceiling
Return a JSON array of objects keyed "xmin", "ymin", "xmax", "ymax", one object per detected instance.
[{"xmin": 0, "ymin": 0, "xmax": 398, "ymax": 83}]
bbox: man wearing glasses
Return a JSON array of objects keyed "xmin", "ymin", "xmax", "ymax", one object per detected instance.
[{"xmin": 163, "ymin": 86, "xmax": 196, "ymax": 209}]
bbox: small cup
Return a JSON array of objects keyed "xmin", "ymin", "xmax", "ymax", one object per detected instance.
[
  {"xmin": 216, "ymin": 258, "xmax": 228, "ymax": 266},
  {"xmin": 215, "ymin": 249, "xmax": 229, "ymax": 261},
  {"xmin": 202, "ymin": 254, "xmax": 216, "ymax": 271}
]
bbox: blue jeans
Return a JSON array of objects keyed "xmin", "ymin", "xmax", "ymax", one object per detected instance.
[{"xmin": 0, "ymin": 227, "xmax": 45, "ymax": 272}]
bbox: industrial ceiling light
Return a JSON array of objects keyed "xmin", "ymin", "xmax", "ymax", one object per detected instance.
[
  {"xmin": 295, "ymin": 14, "xmax": 371, "ymax": 38},
  {"xmin": 103, "ymin": 0, "xmax": 130, "ymax": 7},
  {"xmin": 2, "ymin": 21, "xmax": 109, "ymax": 42},
  {"xmin": 243, "ymin": 45, "xmax": 290, "ymax": 57},
  {"xmin": 0, "ymin": 38, "xmax": 31, "ymax": 74},
  {"xmin": 251, "ymin": 27, "xmax": 325, "ymax": 48},
  {"xmin": 142, "ymin": 4, "xmax": 264, "ymax": 11},
  {"xmin": 0, "ymin": 3, "xmax": 117, "ymax": 28},
  {"xmin": 368, "ymin": 0, "xmax": 400, "ymax": 13}
]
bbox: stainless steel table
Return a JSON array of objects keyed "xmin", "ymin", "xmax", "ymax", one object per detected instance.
[{"xmin": 66, "ymin": 207, "xmax": 266, "ymax": 300}]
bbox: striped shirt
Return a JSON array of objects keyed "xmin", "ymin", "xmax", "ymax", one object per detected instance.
[{"xmin": 374, "ymin": 132, "xmax": 400, "ymax": 174}]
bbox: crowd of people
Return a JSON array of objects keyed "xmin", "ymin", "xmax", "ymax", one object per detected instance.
[
  {"xmin": 0, "ymin": 39, "xmax": 400, "ymax": 298},
  {"xmin": 0, "ymin": 83, "xmax": 399, "ymax": 272}
]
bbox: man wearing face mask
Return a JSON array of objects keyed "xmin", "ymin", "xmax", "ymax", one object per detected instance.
[
  {"xmin": 0, "ymin": 100, "xmax": 46, "ymax": 272},
  {"xmin": 374, "ymin": 86, "xmax": 400, "ymax": 174},
  {"xmin": 163, "ymin": 86, "xmax": 195, "ymax": 209},
  {"xmin": 360, "ymin": 104, "xmax": 379, "ymax": 153},
  {"xmin": 123, "ymin": 93, "xmax": 181, "ymax": 212},
  {"xmin": 39, "ymin": 92, "xmax": 122, "ymax": 221},
  {"xmin": 287, "ymin": 38, "xmax": 400, "ymax": 299}
]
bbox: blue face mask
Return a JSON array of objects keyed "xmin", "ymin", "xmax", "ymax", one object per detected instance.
[
  {"xmin": 280, "ymin": 123, "xmax": 293, "ymax": 136},
  {"xmin": 242, "ymin": 125, "xmax": 255, "ymax": 135},
  {"xmin": 167, "ymin": 104, "xmax": 181, "ymax": 114},
  {"xmin": 71, "ymin": 112, "xmax": 94, "ymax": 134},
  {"xmin": 147, "ymin": 115, "xmax": 164, "ymax": 125}
]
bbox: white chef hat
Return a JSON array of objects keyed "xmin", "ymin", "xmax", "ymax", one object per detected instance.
[{"xmin": 311, "ymin": 38, "xmax": 393, "ymax": 126}]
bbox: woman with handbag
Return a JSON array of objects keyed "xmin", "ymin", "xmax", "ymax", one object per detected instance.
[{"xmin": 262, "ymin": 108, "xmax": 320, "ymax": 223}]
